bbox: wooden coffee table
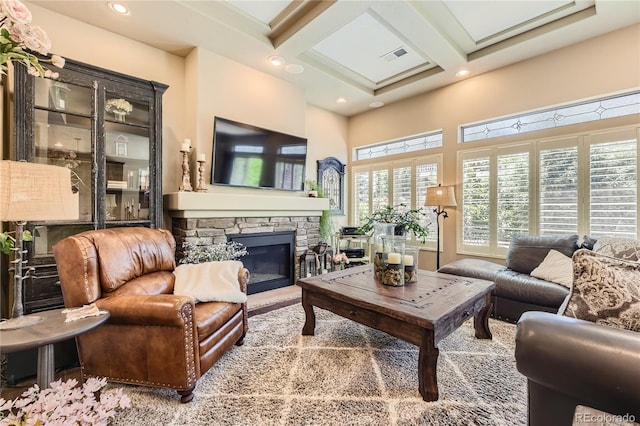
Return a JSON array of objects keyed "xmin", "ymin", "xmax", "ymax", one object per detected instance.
[{"xmin": 298, "ymin": 265, "xmax": 494, "ymax": 402}]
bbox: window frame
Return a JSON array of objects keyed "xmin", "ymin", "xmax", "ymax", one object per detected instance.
[
  {"xmin": 457, "ymin": 125, "xmax": 639, "ymax": 258},
  {"xmin": 351, "ymin": 154, "xmax": 443, "ymax": 249}
]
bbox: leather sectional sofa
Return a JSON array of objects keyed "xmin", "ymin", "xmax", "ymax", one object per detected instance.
[{"xmin": 438, "ymin": 234, "xmax": 581, "ymax": 322}]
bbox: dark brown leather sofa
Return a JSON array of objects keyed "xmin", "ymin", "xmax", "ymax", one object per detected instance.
[
  {"xmin": 438, "ymin": 235, "xmax": 578, "ymax": 322},
  {"xmin": 515, "ymin": 311, "xmax": 640, "ymax": 425},
  {"xmin": 53, "ymin": 227, "xmax": 249, "ymax": 402}
]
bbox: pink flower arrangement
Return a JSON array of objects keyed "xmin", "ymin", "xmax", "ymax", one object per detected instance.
[
  {"xmin": 332, "ymin": 252, "xmax": 350, "ymax": 266},
  {"xmin": 0, "ymin": 0, "xmax": 65, "ymax": 77},
  {"xmin": 0, "ymin": 377, "xmax": 130, "ymax": 425}
]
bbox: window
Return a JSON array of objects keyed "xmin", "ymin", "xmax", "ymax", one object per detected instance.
[
  {"xmin": 458, "ymin": 127, "xmax": 638, "ymax": 257},
  {"xmin": 354, "ymin": 131, "xmax": 443, "ymax": 161},
  {"xmin": 460, "ymin": 91, "xmax": 640, "ymax": 143},
  {"xmin": 352, "ymin": 155, "xmax": 441, "ymax": 246}
]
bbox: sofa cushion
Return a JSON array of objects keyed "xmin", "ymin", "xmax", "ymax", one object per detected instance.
[
  {"xmin": 495, "ymin": 270, "xmax": 570, "ymax": 308},
  {"xmin": 593, "ymin": 237, "xmax": 640, "ymax": 261},
  {"xmin": 506, "ymin": 234, "xmax": 579, "ymax": 275},
  {"xmin": 561, "ymin": 249, "xmax": 640, "ymax": 332},
  {"xmin": 530, "ymin": 250, "xmax": 573, "ymax": 288},
  {"xmin": 437, "ymin": 259, "xmax": 507, "ymax": 282}
]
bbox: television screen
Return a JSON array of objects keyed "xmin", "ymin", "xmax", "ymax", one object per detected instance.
[{"xmin": 211, "ymin": 117, "xmax": 307, "ymax": 191}]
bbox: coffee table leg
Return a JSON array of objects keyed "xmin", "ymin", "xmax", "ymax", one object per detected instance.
[
  {"xmin": 474, "ymin": 293, "xmax": 493, "ymax": 339},
  {"xmin": 301, "ymin": 291, "xmax": 316, "ymax": 336},
  {"xmin": 418, "ymin": 333, "xmax": 439, "ymax": 401}
]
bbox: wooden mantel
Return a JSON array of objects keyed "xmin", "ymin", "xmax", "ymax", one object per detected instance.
[{"xmin": 164, "ymin": 192, "xmax": 330, "ymax": 218}]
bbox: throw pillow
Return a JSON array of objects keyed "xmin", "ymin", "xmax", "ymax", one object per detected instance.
[
  {"xmin": 561, "ymin": 249, "xmax": 640, "ymax": 332},
  {"xmin": 593, "ymin": 237, "xmax": 640, "ymax": 261},
  {"xmin": 173, "ymin": 260, "xmax": 247, "ymax": 304},
  {"xmin": 530, "ymin": 249, "xmax": 573, "ymax": 288}
]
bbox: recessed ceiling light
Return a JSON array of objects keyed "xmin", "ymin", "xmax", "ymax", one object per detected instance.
[
  {"xmin": 268, "ymin": 55, "xmax": 285, "ymax": 67},
  {"xmin": 285, "ymin": 64, "xmax": 304, "ymax": 74},
  {"xmin": 369, "ymin": 101, "xmax": 385, "ymax": 108},
  {"xmin": 336, "ymin": 97, "xmax": 347, "ymax": 104},
  {"xmin": 456, "ymin": 69, "xmax": 470, "ymax": 77},
  {"xmin": 108, "ymin": 2, "xmax": 129, "ymax": 15}
]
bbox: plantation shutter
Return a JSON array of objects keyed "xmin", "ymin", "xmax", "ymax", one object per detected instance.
[
  {"xmin": 462, "ymin": 156, "xmax": 491, "ymax": 247},
  {"xmin": 353, "ymin": 169, "xmax": 369, "ymax": 227},
  {"xmin": 372, "ymin": 169, "xmax": 389, "ymax": 212},
  {"xmin": 497, "ymin": 152, "xmax": 530, "ymax": 248},
  {"xmin": 539, "ymin": 145, "xmax": 579, "ymax": 236},
  {"xmin": 589, "ymin": 138, "xmax": 637, "ymax": 238},
  {"xmin": 416, "ymin": 162, "xmax": 439, "ymax": 243},
  {"xmin": 393, "ymin": 165, "xmax": 412, "ymax": 211}
]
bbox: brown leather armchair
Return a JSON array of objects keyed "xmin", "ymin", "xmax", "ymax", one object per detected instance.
[{"xmin": 53, "ymin": 227, "xmax": 249, "ymax": 403}]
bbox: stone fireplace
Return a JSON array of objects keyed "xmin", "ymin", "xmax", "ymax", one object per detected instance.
[{"xmin": 165, "ymin": 192, "xmax": 330, "ymax": 293}]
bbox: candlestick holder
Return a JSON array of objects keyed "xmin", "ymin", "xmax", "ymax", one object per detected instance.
[
  {"xmin": 196, "ymin": 159, "xmax": 207, "ymax": 192},
  {"xmin": 179, "ymin": 148, "xmax": 193, "ymax": 192}
]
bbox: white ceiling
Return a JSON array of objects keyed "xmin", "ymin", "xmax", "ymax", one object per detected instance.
[{"xmin": 31, "ymin": 0, "xmax": 640, "ymax": 117}]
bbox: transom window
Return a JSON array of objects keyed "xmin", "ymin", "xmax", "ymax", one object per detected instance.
[
  {"xmin": 460, "ymin": 91, "xmax": 640, "ymax": 143},
  {"xmin": 354, "ymin": 130, "xmax": 443, "ymax": 161}
]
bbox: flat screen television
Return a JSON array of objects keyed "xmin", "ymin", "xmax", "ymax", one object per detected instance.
[{"xmin": 211, "ymin": 117, "xmax": 307, "ymax": 191}]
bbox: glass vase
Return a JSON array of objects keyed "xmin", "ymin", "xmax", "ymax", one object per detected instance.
[
  {"xmin": 373, "ymin": 223, "xmax": 396, "ymax": 285},
  {"xmin": 404, "ymin": 246, "xmax": 419, "ymax": 283},
  {"xmin": 381, "ymin": 235, "xmax": 405, "ymax": 287}
]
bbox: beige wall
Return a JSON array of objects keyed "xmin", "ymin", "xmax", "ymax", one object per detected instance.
[
  {"xmin": 348, "ymin": 24, "xmax": 640, "ymax": 270},
  {"xmin": 305, "ymin": 105, "xmax": 349, "ymax": 232},
  {"xmin": 184, "ymin": 46, "xmax": 306, "ymax": 197}
]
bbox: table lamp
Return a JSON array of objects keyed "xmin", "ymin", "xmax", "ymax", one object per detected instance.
[
  {"xmin": 0, "ymin": 161, "xmax": 78, "ymax": 330},
  {"xmin": 426, "ymin": 184, "xmax": 457, "ymax": 270}
]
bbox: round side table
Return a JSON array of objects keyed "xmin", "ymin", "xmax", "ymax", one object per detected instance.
[{"xmin": 0, "ymin": 308, "xmax": 109, "ymax": 389}]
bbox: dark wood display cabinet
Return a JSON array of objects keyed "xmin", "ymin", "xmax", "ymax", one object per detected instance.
[{"xmin": 4, "ymin": 59, "xmax": 167, "ymax": 384}]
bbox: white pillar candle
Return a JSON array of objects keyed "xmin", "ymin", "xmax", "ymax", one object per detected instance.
[
  {"xmin": 197, "ymin": 153, "xmax": 206, "ymax": 162},
  {"xmin": 181, "ymin": 143, "xmax": 190, "ymax": 152},
  {"xmin": 387, "ymin": 252, "xmax": 402, "ymax": 264},
  {"xmin": 403, "ymin": 255, "xmax": 414, "ymax": 266}
]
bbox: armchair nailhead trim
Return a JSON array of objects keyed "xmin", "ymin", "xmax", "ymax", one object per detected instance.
[{"xmin": 180, "ymin": 302, "xmax": 198, "ymax": 385}]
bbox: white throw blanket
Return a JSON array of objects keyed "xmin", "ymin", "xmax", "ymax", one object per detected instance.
[{"xmin": 173, "ymin": 260, "xmax": 247, "ymax": 304}]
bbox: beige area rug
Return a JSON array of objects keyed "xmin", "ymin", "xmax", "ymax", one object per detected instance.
[{"xmin": 110, "ymin": 304, "xmax": 526, "ymax": 425}]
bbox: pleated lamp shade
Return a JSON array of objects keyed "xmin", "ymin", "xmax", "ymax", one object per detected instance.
[{"xmin": 0, "ymin": 160, "xmax": 79, "ymax": 222}]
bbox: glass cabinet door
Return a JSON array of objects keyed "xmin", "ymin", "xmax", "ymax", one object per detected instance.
[
  {"xmin": 32, "ymin": 78, "xmax": 94, "ymax": 256},
  {"xmin": 104, "ymin": 94, "xmax": 151, "ymax": 223}
]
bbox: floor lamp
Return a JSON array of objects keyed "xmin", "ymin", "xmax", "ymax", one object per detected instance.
[
  {"xmin": 0, "ymin": 161, "xmax": 78, "ymax": 330},
  {"xmin": 426, "ymin": 184, "xmax": 457, "ymax": 270}
]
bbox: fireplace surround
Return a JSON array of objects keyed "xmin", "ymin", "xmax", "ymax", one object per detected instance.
[{"xmin": 165, "ymin": 192, "xmax": 330, "ymax": 294}]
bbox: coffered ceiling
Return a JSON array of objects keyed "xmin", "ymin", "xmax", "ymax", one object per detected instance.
[{"xmin": 31, "ymin": 0, "xmax": 640, "ymax": 116}]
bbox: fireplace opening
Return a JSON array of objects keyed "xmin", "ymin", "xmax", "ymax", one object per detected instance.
[{"xmin": 227, "ymin": 231, "xmax": 295, "ymax": 295}]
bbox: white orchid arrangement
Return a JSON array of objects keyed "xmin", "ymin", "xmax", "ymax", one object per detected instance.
[
  {"xmin": 0, "ymin": 0, "xmax": 65, "ymax": 78},
  {"xmin": 0, "ymin": 377, "xmax": 130, "ymax": 425}
]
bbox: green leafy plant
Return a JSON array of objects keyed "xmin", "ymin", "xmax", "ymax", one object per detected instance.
[
  {"xmin": 0, "ymin": 230, "xmax": 33, "ymax": 255},
  {"xmin": 357, "ymin": 203, "xmax": 430, "ymax": 243},
  {"xmin": 179, "ymin": 241, "xmax": 248, "ymax": 264},
  {"xmin": 305, "ymin": 179, "xmax": 318, "ymax": 191}
]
